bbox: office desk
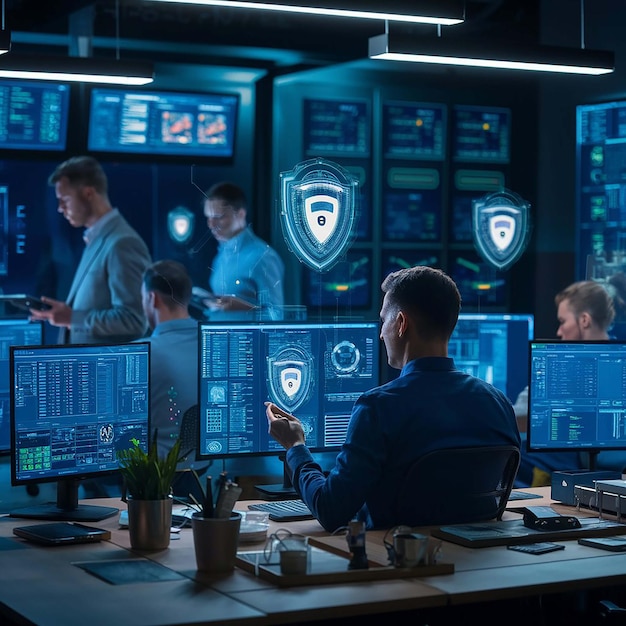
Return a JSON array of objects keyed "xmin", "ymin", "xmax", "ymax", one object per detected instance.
[{"xmin": 0, "ymin": 488, "xmax": 624, "ymax": 626}]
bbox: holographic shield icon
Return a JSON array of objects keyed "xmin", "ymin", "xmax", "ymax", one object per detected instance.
[
  {"xmin": 280, "ymin": 158, "xmax": 359, "ymax": 272},
  {"xmin": 472, "ymin": 189, "xmax": 531, "ymax": 271},
  {"xmin": 167, "ymin": 206, "xmax": 195, "ymax": 245},
  {"xmin": 267, "ymin": 345, "xmax": 314, "ymax": 411}
]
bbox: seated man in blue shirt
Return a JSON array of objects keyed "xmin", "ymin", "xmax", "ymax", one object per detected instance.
[{"xmin": 266, "ymin": 266, "xmax": 521, "ymax": 532}]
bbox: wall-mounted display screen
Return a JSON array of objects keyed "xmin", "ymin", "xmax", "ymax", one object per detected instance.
[
  {"xmin": 303, "ymin": 98, "xmax": 370, "ymax": 157},
  {"xmin": 88, "ymin": 88, "xmax": 239, "ymax": 158},
  {"xmin": 576, "ymin": 101, "xmax": 626, "ymax": 279},
  {"xmin": 304, "ymin": 250, "xmax": 371, "ymax": 309},
  {"xmin": 383, "ymin": 101, "xmax": 446, "ymax": 161},
  {"xmin": 449, "ymin": 250, "xmax": 506, "ymax": 308},
  {"xmin": 0, "ymin": 80, "xmax": 70, "ymax": 151},
  {"xmin": 453, "ymin": 105, "xmax": 511, "ymax": 163},
  {"xmin": 383, "ymin": 189, "xmax": 442, "ymax": 241},
  {"xmin": 381, "ymin": 249, "xmax": 441, "ymax": 281}
]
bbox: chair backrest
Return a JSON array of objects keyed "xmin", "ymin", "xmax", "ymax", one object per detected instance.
[
  {"xmin": 178, "ymin": 404, "xmax": 199, "ymax": 462},
  {"xmin": 394, "ymin": 445, "xmax": 521, "ymax": 527}
]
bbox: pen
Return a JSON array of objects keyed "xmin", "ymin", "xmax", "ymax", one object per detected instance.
[{"xmin": 203, "ymin": 475, "xmax": 214, "ymax": 518}]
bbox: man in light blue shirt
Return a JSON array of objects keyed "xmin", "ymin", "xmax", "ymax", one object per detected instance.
[
  {"xmin": 266, "ymin": 266, "xmax": 520, "ymax": 532},
  {"xmin": 203, "ymin": 182, "xmax": 285, "ymax": 321}
]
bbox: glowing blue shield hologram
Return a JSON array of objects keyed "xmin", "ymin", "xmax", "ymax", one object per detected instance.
[
  {"xmin": 280, "ymin": 158, "xmax": 359, "ymax": 272},
  {"xmin": 167, "ymin": 205, "xmax": 195, "ymax": 244},
  {"xmin": 267, "ymin": 345, "xmax": 314, "ymax": 412},
  {"xmin": 472, "ymin": 189, "xmax": 531, "ymax": 271}
]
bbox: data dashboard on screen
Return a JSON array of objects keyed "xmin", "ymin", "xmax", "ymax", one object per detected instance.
[
  {"xmin": 0, "ymin": 319, "xmax": 43, "ymax": 454},
  {"xmin": 0, "ymin": 80, "xmax": 70, "ymax": 151},
  {"xmin": 88, "ymin": 88, "xmax": 239, "ymax": 157},
  {"xmin": 383, "ymin": 101, "xmax": 446, "ymax": 161},
  {"xmin": 197, "ymin": 321, "xmax": 380, "ymax": 458},
  {"xmin": 576, "ymin": 100, "xmax": 626, "ymax": 278},
  {"xmin": 10, "ymin": 342, "xmax": 151, "ymax": 521},
  {"xmin": 303, "ymin": 98, "xmax": 370, "ymax": 157},
  {"xmin": 527, "ymin": 341, "xmax": 626, "ymax": 468},
  {"xmin": 453, "ymin": 105, "xmax": 511, "ymax": 163}
]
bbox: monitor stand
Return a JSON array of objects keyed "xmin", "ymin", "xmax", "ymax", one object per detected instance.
[
  {"xmin": 254, "ymin": 454, "xmax": 297, "ymax": 499},
  {"xmin": 10, "ymin": 478, "xmax": 119, "ymax": 522}
]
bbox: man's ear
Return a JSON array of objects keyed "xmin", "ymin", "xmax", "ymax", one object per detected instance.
[
  {"xmin": 579, "ymin": 311, "xmax": 591, "ymax": 329},
  {"xmin": 397, "ymin": 310, "xmax": 408, "ymax": 337}
]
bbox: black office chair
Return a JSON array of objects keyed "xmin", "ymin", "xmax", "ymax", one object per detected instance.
[{"xmin": 394, "ymin": 445, "xmax": 521, "ymax": 527}]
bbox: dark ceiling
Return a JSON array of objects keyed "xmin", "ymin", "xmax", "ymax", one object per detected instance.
[{"xmin": 4, "ymin": 0, "xmax": 541, "ymax": 71}]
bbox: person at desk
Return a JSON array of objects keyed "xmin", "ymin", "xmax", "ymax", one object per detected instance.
[
  {"xmin": 514, "ymin": 279, "xmax": 615, "ymax": 487},
  {"xmin": 29, "ymin": 156, "xmax": 151, "ymax": 344},
  {"xmin": 139, "ymin": 260, "xmax": 199, "ymax": 457},
  {"xmin": 265, "ymin": 266, "xmax": 521, "ymax": 532},
  {"xmin": 202, "ymin": 182, "xmax": 285, "ymax": 321}
]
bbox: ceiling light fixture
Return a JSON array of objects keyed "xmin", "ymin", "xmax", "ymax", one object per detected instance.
[
  {"xmin": 145, "ymin": 0, "xmax": 465, "ymax": 26},
  {"xmin": 0, "ymin": 55, "xmax": 154, "ymax": 85},
  {"xmin": 368, "ymin": 30, "xmax": 614, "ymax": 75}
]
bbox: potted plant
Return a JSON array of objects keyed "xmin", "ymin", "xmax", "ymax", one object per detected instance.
[{"xmin": 117, "ymin": 430, "xmax": 183, "ymax": 550}]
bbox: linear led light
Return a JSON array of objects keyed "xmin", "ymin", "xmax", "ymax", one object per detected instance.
[
  {"xmin": 0, "ymin": 55, "xmax": 154, "ymax": 85},
  {"xmin": 369, "ymin": 33, "xmax": 615, "ymax": 75},
  {"xmin": 146, "ymin": 0, "xmax": 465, "ymax": 25}
]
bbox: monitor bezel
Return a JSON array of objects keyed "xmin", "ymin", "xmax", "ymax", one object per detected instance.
[
  {"xmin": 196, "ymin": 319, "xmax": 381, "ymax": 460},
  {"xmin": 9, "ymin": 340, "xmax": 152, "ymax": 487},
  {"xmin": 527, "ymin": 339, "xmax": 626, "ymax": 454}
]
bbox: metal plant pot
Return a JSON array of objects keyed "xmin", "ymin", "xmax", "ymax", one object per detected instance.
[{"xmin": 127, "ymin": 496, "xmax": 173, "ymax": 551}]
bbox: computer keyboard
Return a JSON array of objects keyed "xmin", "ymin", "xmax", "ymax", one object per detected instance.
[{"xmin": 248, "ymin": 499, "xmax": 314, "ymax": 522}]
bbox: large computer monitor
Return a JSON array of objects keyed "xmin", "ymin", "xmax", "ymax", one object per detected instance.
[
  {"xmin": 197, "ymin": 321, "xmax": 380, "ymax": 493},
  {"xmin": 0, "ymin": 319, "xmax": 43, "ymax": 454},
  {"xmin": 10, "ymin": 342, "xmax": 151, "ymax": 521},
  {"xmin": 448, "ymin": 313, "xmax": 534, "ymax": 403},
  {"xmin": 527, "ymin": 340, "xmax": 626, "ymax": 470}
]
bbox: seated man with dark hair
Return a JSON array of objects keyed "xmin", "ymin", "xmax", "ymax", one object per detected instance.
[{"xmin": 266, "ymin": 266, "xmax": 521, "ymax": 532}]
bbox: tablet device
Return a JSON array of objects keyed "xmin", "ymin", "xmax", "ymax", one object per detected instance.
[
  {"xmin": 13, "ymin": 522, "xmax": 111, "ymax": 546},
  {"xmin": 0, "ymin": 294, "xmax": 51, "ymax": 312}
]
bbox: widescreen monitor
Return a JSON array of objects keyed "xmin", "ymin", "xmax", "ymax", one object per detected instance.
[
  {"xmin": 88, "ymin": 88, "xmax": 239, "ymax": 158},
  {"xmin": 0, "ymin": 318, "xmax": 43, "ymax": 454},
  {"xmin": 10, "ymin": 342, "xmax": 151, "ymax": 521},
  {"xmin": 0, "ymin": 80, "xmax": 70, "ymax": 151},
  {"xmin": 385, "ymin": 313, "xmax": 534, "ymax": 403},
  {"xmin": 197, "ymin": 321, "xmax": 380, "ymax": 490},
  {"xmin": 527, "ymin": 340, "xmax": 626, "ymax": 469}
]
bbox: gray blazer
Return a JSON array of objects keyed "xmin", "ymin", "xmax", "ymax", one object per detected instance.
[{"xmin": 62, "ymin": 211, "xmax": 151, "ymax": 344}]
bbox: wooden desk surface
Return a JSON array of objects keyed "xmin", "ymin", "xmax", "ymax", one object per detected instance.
[{"xmin": 0, "ymin": 488, "xmax": 625, "ymax": 625}]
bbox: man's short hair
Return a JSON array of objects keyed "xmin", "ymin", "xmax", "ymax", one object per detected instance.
[
  {"xmin": 48, "ymin": 156, "xmax": 108, "ymax": 195},
  {"xmin": 555, "ymin": 280, "xmax": 615, "ymax": 331},
  {"xmin": 143, "ymin": 260, "xmax": 192, "ymax": 309},
  {"xmin": 381, "ymin": 266, "xmax": 461, "ymax": 340},
  {"xmin": 204, "ymin": 182, "xmax": 247, "ymax": 210}
]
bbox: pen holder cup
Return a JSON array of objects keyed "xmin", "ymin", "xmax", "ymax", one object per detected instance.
[
  {"xmin": 392, "ymin": 532, "xmax": 429, "ymax": 568},
  {"xmin": 191, "ymin": 512, "xmax": 242, "ymax": 574}
]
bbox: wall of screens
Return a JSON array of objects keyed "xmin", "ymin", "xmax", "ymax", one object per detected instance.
[
  {"xmin": 576, "ymin": 100, "xmax": 626, "ymax": 280},
  {"xmin": 296, "ymin": 92, "xmax": 514, "ymax": 317},
  {"xmin": 0, "ymin": 80, "xmax": 70, "ymax": 152}
]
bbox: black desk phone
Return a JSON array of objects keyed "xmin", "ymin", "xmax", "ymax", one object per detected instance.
[{"xmin": 522, "ymin": 506, "xmax": 582, "ymax": 531}]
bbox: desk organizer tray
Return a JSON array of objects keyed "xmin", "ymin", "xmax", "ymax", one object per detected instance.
[
  {"xmin": 431, "ymin": 516, "xmax": 626, "ymax": 548},
  {"xmin": 236, "ymin": 544, "xmax": 453, "ymax": 587}
]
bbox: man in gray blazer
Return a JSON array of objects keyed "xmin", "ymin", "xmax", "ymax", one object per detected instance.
[{"xmin": 30, "ymin": 156, "xmax": 151, "ymax": 344}]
